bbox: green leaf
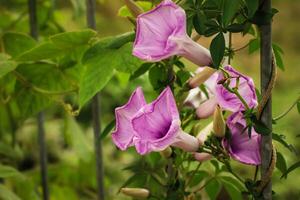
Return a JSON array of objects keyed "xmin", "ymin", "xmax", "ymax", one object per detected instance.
[
  {"xmin": 276, "ymin": 152, "xmax": 287, "ymax": 178},
  {"xmin": 272, "ymin": 43, "xmax": 285, "ymax": 71},
  {"xmin": 222, "ymin": 0, "xmax": 240, "ymax": 26},
  {"xmin": 148, "ymin": 64, "xmax": 168, "ymax": 90},
  {"xmin": 193, "ymin": 12, "xmax": 207, "ymax": 35},
  {"xmin": 272, "ymin": 133, "xmax": 295, "ymax": 153},
  {"xmin": 248, "ymin": 38, "xmax": 260, "ymax": 54},
  {"xmin": 205, "ymin": 178, "xmax": 221, "ymax": 200},
  {"xmin": 297, "ymin": 101, "xmax": 300, "ymax": 114},
  {"xmin": 188, "ymin": 170, "xmax": 210, "ymax": 188},
  {"xmin": 2, "ymin": 32, "xmax": 36, "ymax": 57},
  {"xmin": 0, "ymin": 185, "xmax": 21, "ymax": 200},
  {"xmin": 130, "ymin": 63, "xmax": 153, "ymax": 81},
  {"xmin": 50, "ymin": 29, "xmax": 97, "ymax": 49},
  {"xmin": 79, "ymin": 49, "xmax": 115, "ymax": 107},
  {"xmin": 227, "ymin": 23, "xmax": 245, "ymax": 33},
  {"xmin": 100, "ymin": 119, "xmax": 115, "ymax": 140},
  {"xmin": 0, "ymin": 55, "xmax": 17, "ymax": 78},
  {"xmin": 281, "ymin": 161, "xmax": 300, "ymax": 179},
  {"xmin": 118, "ymin": 1, "xmax": 152, "ymax": 17},
  {"xmin": 16, "ymin": 42, "xmax": 63, "ymax": 61},
  {"xmin": 251, "ymin": 117, "xmax": 271, "ymax": 135},
  {"xmin": 220, "ymin": 178, "xmax": 243, "ymax": 200},
  {"xmin": 0, "ymin": 165, "xmax": 23, "ymax": 179},
  {"xmin": 210, "ymin": 33, "xmax": 225, "ymax": 68},
  {"xmin": 113, "ymin": 43, "xmax": 143, "ymax": 73},
  {"xmin": 245, "ymin": 0, "xmax": 259, "ymax": 17},
  {"xmin": 15, "ymin": 62, "xmax": 73, "ymax": 117}
]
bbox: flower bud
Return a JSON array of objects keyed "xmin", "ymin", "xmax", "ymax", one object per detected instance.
[
  {"xmin": 123, "ymin": 0, "xmax": 144, "ymax": 18},
  {"xmin": 188, "ymin": 67, "xmax": 217, "ymax": 88},
  {"xmin": 120, "ymin": 188, "xmax": 150, "ymax": 199},
  {"xmin": 194, "ymin": 152, "xmax": 212, "ymax": 162},
  {"xmin": 196, "ymin": 122, "xmax": 213, "ymax": 145},
  {"xmin": 213, "ymin": 105, "xmax": 226, "ymax": 137},
  {"xmin": 196, "ymin": 97, "xmax": 218, "ymax": 119},
  {"xmin": 160, "ymin": 147, "xmax": 172, "ymax": 158}
]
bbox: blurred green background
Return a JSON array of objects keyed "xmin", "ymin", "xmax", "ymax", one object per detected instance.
[{"xmin": 0, "ymin": 0, "xmax": 299, "ymax": 199}]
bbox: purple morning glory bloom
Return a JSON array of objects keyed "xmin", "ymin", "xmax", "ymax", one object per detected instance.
[
  {"xmin": 112, "ymin": 87, "xmax": 200, "ymax": 155},
  {"xmin": 184, "ymin": 67, "xmax": 219, "ymax": 119},
  {"xmin": 223, "ymin": 112, "xmax": 261, "ymax": 165},
  {"xmin": 215, "ymin": 65, "xmax": 258, "ymax": 112},
  {"xmin": 133, "ymin": 0, "xmax": 211, "ymax": 66},
  {"xmin": 112, "ymin": 87, "xmax": 146, "ymax": 150}
]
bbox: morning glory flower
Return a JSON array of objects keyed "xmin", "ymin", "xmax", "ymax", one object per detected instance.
[
  {"xmin": 133, "ymin": 0, "xmax": 211, "ymax": 66},
  {"xmin": 112, "ymin": 87, "xmax": 200, "ymax": 155},
  {"xmin": 184, "ymin": 67, "xmax": 219, "ymax": 119},
  {"xmin": 215, "ymin": 65, "xmax": 258, "ymax": 112},
  {"xmin": 223, "ymin": 112, "xmax": 261, "ymax": 165}
]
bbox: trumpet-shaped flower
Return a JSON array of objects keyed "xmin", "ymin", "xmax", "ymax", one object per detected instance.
[
  {"xmin": 223, "ymin": 112, "xmax": 261, "ymax": 165},
  {"xmin": 112, "ymin": 87, "xmax": 200, "ymax": 155},
  {"xmin": 215, "ymin": 65, "xmax": 258, "ymax": 112},
  {"xmin": 184, "ymin": 67, "xmax": 219, "ymax": 118},
  {"xmin": 133, "ymin": 0, "xmax": 211, "ymax": 66}
]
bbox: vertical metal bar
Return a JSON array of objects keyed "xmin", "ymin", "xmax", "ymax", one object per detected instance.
[
  {"xmin": 28, "ymin": 0, "xmax": 49, "ymax": 199},
  {"xmin": 259, "ymin": 0, "xmax": 273, "ymax": 199},
  {"xmin": 85, "ymin": 1, "xmax": 105, "ymax": 199}
]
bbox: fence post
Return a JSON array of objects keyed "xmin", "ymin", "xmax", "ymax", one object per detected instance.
[
  {"xmin": 85, "ymin": 0, "xmax": 105, "ymax": 199},
  {"xmin": 28, "ymin": 0, "xmax": 49, "ymax": 200},
  {"xmin": 259, "ymin": 0, "xmax": 273, "ymax": 199}
]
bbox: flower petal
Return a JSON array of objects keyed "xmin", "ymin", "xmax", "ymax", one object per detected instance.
[
  {"xmin": 223, "ymin": 112, "xmax": 261, "ymax": 165},
  {"xmin": 112, "ymin": 87, "xmax": 146, "ymax": 150},
  {"xmin": 133, "ymin": 0, "xmax": 186, "ymax": 61},
  {"xmin": 132, "ymin": 87, "xmax": 180, "ymax": 154}
]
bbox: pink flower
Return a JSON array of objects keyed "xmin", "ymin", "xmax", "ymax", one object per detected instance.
[
  {"xmin": 133, "ymin": 0, "xmax": 211, "ymax": 66},
  {"xmin": 215, "ymin": 65, "xmax": 258, "ymax": 112},
  {"xmin": 223, "ymin": 112, "xmax": 261, "ymax": 165},
  {"xmin": 112, "ymin": 87, "xmax": 200, "ymax": 155},
  {"xmin": 184, "ymin": 67, "xmax": 219, "ymax": 118}
]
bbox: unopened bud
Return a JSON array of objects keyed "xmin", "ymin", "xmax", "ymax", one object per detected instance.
[
  {"xmin": 160, "ymin": 147, "xmax": 172, "ymax": 158},
  {"xmin": 120, "ymin": 188, "xmax": 150, "ymax": 199},
  {"xmin": 213, "ymin": 106, "xmax": 226, "ymax": 137},
  {"xmin": 123, "ymin": 0, "xmax": 144, "ymax": 18},
  {"xmin": 188, "ymin": 67, "xmax": 216, "ymax": 88},
  {"xmin": 196, "ymin": 122, "xmax": 213, "ymax": 145}
]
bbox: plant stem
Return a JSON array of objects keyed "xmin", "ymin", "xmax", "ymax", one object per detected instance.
[
  {"xmin": 86, "ymin": 1, "xmax": 105, "ymax": 199},
  {"xmin": 259, "ymin": 0, "xmax": 273, "ymax": 198},
  {"xmin": 273, "ymin": 96, "xmax": 300, "ymax": 121}
]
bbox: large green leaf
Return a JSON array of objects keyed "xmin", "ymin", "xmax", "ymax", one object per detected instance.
[
  {"xmin": 222, "ymin": 0, "xmax": 240, "ymax": 26},
  {"xmin": 50, "ymin": 29, "xmax": 97, "ymax": 49},
  {"xmin": 16, "ymin": 42, "xmax": 63, "ymax": 61},
  {"xmin": 0, "ymin": 54, "xmax": 17, "ymax": 78},
  {"xmin": 0, "ymin": 185, "xmax": 21, "ymax": 200},
  {"xmin": 2, "ymin": 32, "xmax": 36, "ymax": 57},
  {"xmin": 245, "ymin": 0, "xmax": 259, "ymax": 17},
  {"xmin": 15, "ymin": 62, "xmax": 74, "ymax": 117},
  {"xmin": 205, "ymin": 178, "xmax": 221, "ymax": 200},
  {"xmin": 79, "ymin": 42, "xmax": 140, "ymax": 107},
  {"xmin": 79, "ymin": 49, "xmax": 115, "ymax": 107},
  {"xmin": 210, "ymin": 33, "xmax": 225, "ymax": 68},
  {"xmin": 220, "ymin": 177, "xmax": 243, "ymax": 200},
  {"xmin": 0, "ymin": 165, "xmax": 23, "ymax": 179}
]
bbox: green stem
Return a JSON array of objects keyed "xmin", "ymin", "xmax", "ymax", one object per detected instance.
[
  {"xmin": 185, "ymin": 163, "xmax": 202, "ymax": 187},
  {"xmin": 273, "ymin": 96, "xmax": 300, "ymax": 121},
  {"xmin": 254, "ymin": 166, "xmax": 259, "ymax": 181}
]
